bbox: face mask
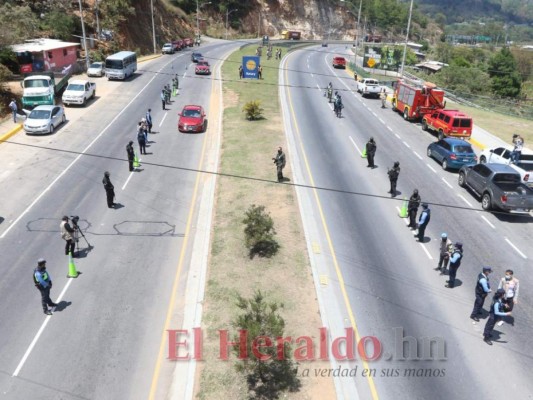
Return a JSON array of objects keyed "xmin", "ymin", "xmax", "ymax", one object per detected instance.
[{"xmin": 505, "ymin": 275, "xmax": 511, "ymax": 280}]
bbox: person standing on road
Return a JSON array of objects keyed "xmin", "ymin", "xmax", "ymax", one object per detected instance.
[
  {"xmin": 470, "ymin": 267, "xmax": 492, "ymax": 321},
  {"xmin": 161, "ymin": 90, "xmax": 166, "ymax": 110},
  {"xmin": 366, "ymin": 137, "xmax": 377, "ymax": 168},
  {"xmin": 140, "ymin": 118, "xmax": 149, "ymax": 143},
  {"xmin": 146, "ymin": 109, "xmax": 153, "ymax": 133},
  {"xmin": 137, "ymin": 123, "xmax": 147, "ymax": 155},
  {"xmin": 60, "ymin": 216, "xmax": 76, "ymax": 256},
  {"xmin": 483, "ymin": 289, "xmax": 511, "ymax": 345},
  {"xmin": 9, "ymin": 98, "xmax": 18, "ymax": 123},
  {"xmin": 273, "ymin": 146, "xmax": 286, "ymax": 182},
  {"xmin": 407, "ymin": 189, "xmax": 421, "ymax": 229},
  {"xmin": 435, "ymin": 233, "xmax": 453, "ymax": 274},
  {"xmin": 380, "ymin": 88, "xmax": 387, "ymax": 108},
  {"xmin": 102, "ymin": 171, "xmax": 116, "ymax": 208},
  {"xmin": 445, "ymin": 242, "xmax": 463, "ymax": 288},
  {"xmin": 387, "ymin": 161, "xmax": 400, "ymax": 197},
  {"xmin": 416, "ymin": 203, "xmax": 430, "ymax": 242},
  {"xmin": 498, "ymin": 269, "xmax": 519, "ymax": 313},
  {"xmin": 34, "ymin": 259, "xmax": 57, "ymax": 315},
  {"xmin": 127, "ymin": 141, "xmax": 135, "ymax": 172}
]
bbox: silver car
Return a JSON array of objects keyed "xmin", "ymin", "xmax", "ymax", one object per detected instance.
[
  {"xmin": 87, "ymin": 62, "xmax": 105, "ymax": 77},
  {"xmin": 24, "ymin": 105, "xmax": 66, "ymax": 135}
]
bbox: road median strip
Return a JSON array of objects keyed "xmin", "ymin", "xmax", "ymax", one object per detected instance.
[{"xmin": 0, "ymin": 123, "xmax": 23, "ymax": 144}]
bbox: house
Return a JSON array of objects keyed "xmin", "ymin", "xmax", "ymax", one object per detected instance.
[
  {"xmin": 11, "ymin": 39, "xmax": 80, "ymax": 74},
  {"xmin": 415, "ymin": 61, "xmax": 449, "ymax": 74}
]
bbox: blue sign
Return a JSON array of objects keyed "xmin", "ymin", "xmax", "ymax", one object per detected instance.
[{"xmin": 242, "ymin": 56, "xmax": 260, "ymax": 79}]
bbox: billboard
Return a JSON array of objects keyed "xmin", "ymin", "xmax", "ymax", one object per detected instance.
[
  {"xmin": 363, "ymin": 46, "xmax": 404, "ymax": 70},
  {"xmin": 242, "ymin": 56, "xmax": 260, "ymax": 79}
]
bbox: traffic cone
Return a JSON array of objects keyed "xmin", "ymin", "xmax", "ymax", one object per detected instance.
[
  {"xmin": 133, "ymin": 152, "xmax": 140, "ymax": 168},
  {"xmin": 399, "ymin": 198, "xmax": 408, "ymax": 218},
  {"xmin": 67, "ymin": 252, "xmax": 79, "ymax": 278},
  {"xmin": 361, "ymin": 147, "xmax": 367, "ymax": 158}
]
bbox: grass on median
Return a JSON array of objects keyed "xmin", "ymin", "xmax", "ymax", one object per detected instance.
[{"xmin": 196, "ymin": 44, "xmax": 336, "ymax": 399}]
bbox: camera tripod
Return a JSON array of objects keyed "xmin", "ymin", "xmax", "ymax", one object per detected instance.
[{"xmin": 71, "ymin": 220, "xmax": 92, "ymax": 254}]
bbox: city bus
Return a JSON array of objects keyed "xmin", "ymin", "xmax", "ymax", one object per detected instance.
[{"xmin": 105, "ymin": 51, "xmax": 137, "ymax": 80}]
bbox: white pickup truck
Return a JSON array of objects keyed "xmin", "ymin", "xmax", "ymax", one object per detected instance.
[
  {"xmin": 62, "ymin": 80, "xmax": 96, "ymax": 106},
  {"xmin": 357, "ymin": 78, "xmax": 381, "ymax": 98},
  {"xmin": 479, "ymin": 146, "xmax": 533, "ymax": 188}
]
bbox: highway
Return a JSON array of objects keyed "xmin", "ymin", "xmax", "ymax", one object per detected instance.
[
  {"xmin": 0, "ymin": 41, "xmax": 236, "ymax": 399},
  {"xmin": 280, "ymin": 45, "xmax": 533, "ymax": 399}
]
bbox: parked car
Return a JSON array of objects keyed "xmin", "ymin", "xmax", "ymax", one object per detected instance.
[
  {"xmin": 357, "ymin": 78, "xmax": 381, "ymax": 98},
  {"xmin": 87, "ymin": 62, "xmax": 105, "ymax": 77},
  {"xmin": 172, "ymin": 40, "xmax": 184, "ymax": 51},
  {"xmin": 427, "ymin": 138, "xmax": 477, "ymax": 170},
  {"xmin": 162, "ymin": 43, "xmax": 175, "ymax": 54},
  {"xmin": 458, "ymin": 163, "xmax": 533, "ymax": 212},
  {"xmin": 322, "ymin": 42, "xmax": 328, "ymax": 47},
  {"xmin": 62, "ymin": 80, "xmax": 96, "ymax": 107},
  {"xmin": 421, "ymin": 109, "xmax": 473, "ymax": 140},
  {"xmin": 191, "ymin": 52, "xmax": 203, "ymax": 62},
  {"xmin": 480, "ymin": 146, "xmax": 533, "ymax": 187},
  {"xmin": 178, "ymin": 105, "xmax": 206, "ymax": 133},
  {"xmin": 23, "ymin": 105, "xmax": 66, "ymax": 135}
]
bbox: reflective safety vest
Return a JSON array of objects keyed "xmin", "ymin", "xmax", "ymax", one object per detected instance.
[{"xmin": 33, "ymin": 269, "xmax": 50, "ymax": 287}]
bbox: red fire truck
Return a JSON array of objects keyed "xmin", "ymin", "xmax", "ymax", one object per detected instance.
[{"xmin": 391, "ymin": 79, "xmax": 445, "ymax": 121}]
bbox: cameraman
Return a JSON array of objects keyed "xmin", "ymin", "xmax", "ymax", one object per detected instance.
[{"xmin": 60, "ymin": 216, "xmax": 76, "ymax": 256}]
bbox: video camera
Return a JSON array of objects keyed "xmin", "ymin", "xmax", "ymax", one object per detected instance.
[{"xmin": 70, "ymin": 215, "xmax": 80, "ymax": 227}]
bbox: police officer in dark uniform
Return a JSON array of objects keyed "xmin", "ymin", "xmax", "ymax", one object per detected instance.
[
  {"xmin": 470, "ymin": 266, "xmax": 492, "ymax": 321},
  {"xmin": 445, "ymin": 242, "xmax": 463, "ymax": 288},
  {"xmin": 126, "ymin": 141, "xmax": 135, "ymax": 172},
  {"xmin": 366, "ymin": 137, "xmax": 376, "ymax": 168},
  {"xmin": 102, "ymin": 171, "xmax": 116, "ymax": 208},
  {"xmin": 483, "ymin": 289, "xmax": 511, "ymax": 345},
  {"xmin": 273, "ymin": 146, "xmax": 286, "ymax": 182},
  {"xmin": 416, "ymin": 203, "xmax": 430, "ymax": 242},
  {"xmin": 407, "ymin": 189, "xmax": 421, "ymax": 229},
  {"xmin": 387, "ymin": 161, "xmax": 400, "ymax": 197},
  {"xmin": 34, "ymin": 259, "xmax": 57, "ymax": 315}
]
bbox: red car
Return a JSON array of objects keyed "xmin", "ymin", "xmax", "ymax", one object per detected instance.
[
  {"xmin": 178, "ymin": 105, "xmax": 207, "ymax": 133},
  {"xmin": 195, "ymin": 60, "xmax": 211, "ymax": 75},
  {"xmin": 172, "ymin": 39, "xmax": 184, "ymax": 51}
]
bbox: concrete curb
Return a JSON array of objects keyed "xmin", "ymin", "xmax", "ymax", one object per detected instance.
[
  {"xmin": 138, "ymin": 54, "xmax": 162, "ymax": 63},
  {"xmin": 467, "ymin": 137, "xmax": 486, "ymax": 150},
  {"xmin": 0, "ymin": 123, "xmax": 23, "ymax": 144}
]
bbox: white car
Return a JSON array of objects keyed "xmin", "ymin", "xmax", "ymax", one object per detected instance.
[
  {"xmin": 162, "ymin": 43, "xmax": 175, "ymax": 54},
  {"xmin": 87, "ymin": 62, "xmax": 105, "ymax": 77},
  {"xmin": 24, "ymin": 105, "xmax": 66, "ymax": 135},
  {"xmin": 479, "ymin": 146, "xmax": 533, "ymax": 187}
]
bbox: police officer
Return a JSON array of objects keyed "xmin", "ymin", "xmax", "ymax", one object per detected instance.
[
  {"xmin": 387, "ymin": 161, "xmax": 400, "ymax": 197},
  {"xmin": 60, "ymin": 216, "xmax": 76, "ymax": 256},
  {"xmin": 435, "ymin": 232, "xmax": 452, "ymax": 274},
  {"xmin": 137, "ymin": 122, "xmax": 147, "ymax": 155},
  {"xmin": 483, "ymin": 289, "xmax": 511, "ymax": 345},
  {"xmin": 445, "ymin": 242, "xmax": 463, "ymax": 288},
  {"xmin": 34, "ymin": 259, "xmax": 57, "ymax": 315},
  {"xmin": 102, "ymin": 171, "xmax": 115, "ymax": 208},
  {"xmin": 146, "ymin": 109, "xmax": 153, "ymax": 133},
  {"xmin": 470, "ymin": 266, "xmax": 492, "ymax": 321},
  {"xmin": 366, "ymin": 137, "xmax": 377, "ymax": 168},
  {"xmin": 161, "ymin": 90, "xmax": 166, "ymax": 110},
  {"xmin": 272, "ymin": 146, "xmax": 286, "ymax": 182},
  {"xmin": 126, "ymin": 141, "xmax": 135, "ymax": 172},
  {"xmin": 407, "ymin": 189, "xmax": 421, "ymax": 229},
  {"xmin": 416, "ymin": 203, "xmax": 430, "ymax": 242}
]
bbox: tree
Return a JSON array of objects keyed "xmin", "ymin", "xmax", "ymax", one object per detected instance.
[
  {"xmin": 488, "ymin": 47, "xmax": 522, "ymax": 98},
  {"xmin": 41, "ymin": 11, "xmax": 77, "ymax": 41},
  {"xmin": 0, "ymin": 4, "xmax": 39, "ymax": 45},
  {"xmin": 233, "ymin": 291, "xmax": 301, "ymax": 399}
]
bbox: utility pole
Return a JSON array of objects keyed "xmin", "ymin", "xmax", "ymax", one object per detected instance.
[
  {"xmin": 77, "ymin": 0, "xmax": 90, "ymax": 70},
  {"xmin": 399, "ymin": 0, "xmax": 414, "ymax": 78},
  {"xmin": 151, "ymin": 0, "xmax": 156, "ymax": 54},
  {"xmin": 225, "ymin": 9, "xmax": 238, "ymax": 40},
  {"xmin": 95, "ymin": 0, "xmax": 100, "ymax": 39}
]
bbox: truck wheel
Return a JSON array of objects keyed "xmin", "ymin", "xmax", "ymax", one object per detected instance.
[
  {"xmin": 458, "ymin": 172, "xmax": 466, "ymax": 187},
  {"xmin": 403, "ymin": 108, "xmax": 409, "ymax": 120},
  {"xmin": 82, "ymin": 98, "xmax": 86, "ymax": 106},
  {"xmin": 438, "ymin": 130, "xmax": 444, "ymax": 140},
  {"xmin": 481, "ymin": 193, "xmax": 492, "ymax": 210},
  {"xmin": 442, "ymin": 159, "xmax": 448, "ymax": 170},
  {"xmin": 422, "ymin": 120, "xmax": 428, "ymax": 131},
  {"xmin": 479, "ymin": 156, "xmax": 486, "ymax": 164}
]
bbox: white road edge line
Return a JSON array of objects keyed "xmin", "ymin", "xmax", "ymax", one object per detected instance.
[
  {"xmin": 458, "ymin": 194, "xmax": 473, "ymax": 207},
  {"xmin": 441, "ymin": 178, "xmax": 453, "ymax": 189},
  {"xmin": 427, "ymin": 164, "xmax": 437, "ymax": 173},
  {"xmin": 122, "ymin": 169, "xmax": 136, "ymax": 190},
  {"xmin": 420, "ymin": 243, "xmax": 434, "ymax": 259},
  {"xmin": 504, "ymin": 237, "xmax": 527, "ymax": 259},
  {"xmin": 1, "ymin": 60, "xmax": 173, "ymax": 239},
  {"xmin": 159, "ymin": 112, "xmax": 168, "ymax": 127},
  {"xmin": 13, "ymin": 278, "xmax": 75, "ymax": 376},
  {"xmin": 349, "ymin": 136, "xmax": 362, "ymax": 155},
  {"xmin": 413, "ymin": 151, "xmax": 423, "ymax": 160},
  {"xmin": 481, "ymin": 215, "xmax": 495, "ymax": 229}
]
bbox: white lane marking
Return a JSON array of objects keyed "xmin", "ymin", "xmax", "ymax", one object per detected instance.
[
  {"xmin": 378, "ymin": 117, "xmax": 385, "ymax": 124},
  {"xmin": 420, "ymin": 243, "xmax": 434, "ymax": 259},
  {"xmin": 311, "ymin": 73, "xmax": 314, "ymax": 78},
  {"xmin": 122, "ymin": 169, "xmax": 136, "ymax": 190},
  {"xmin": 372, "ymin": 111, "xmax": 378, "ymax": 117},
  {"xmin": 413, "ymin": 151, "xmax": 423, "ymax": 160},
  {"xmin": 13, "ymin": 278, "xmax": 74, "ymax": 376},
  {"xmin": 403, "ymin": 141, "xmax": 411, "ymax": 148},
  {"xmin": 394, "ymin": 133, "xmax": 401, "ymax": 139},
  {"xmin": 349, "ymin": 136, "xmax": 362, "ymax": 155},
  {"xmin": 1, "ymin": 60, "xmax": 172, "ymax": 239},
  {"xmin": 159, "ymin": 112, "xmax": 168, "ymax": 127},
  {"xmin": 481, "ymin": 215, "xmax": 495, "ymax": 229},
  {"xmin": 458, "ymin": 194, "xmax": 473, "ymax": 207},
  {"xmin": 316, "ymin": 84, "xmax": 320, "ymax": 90},
  {"xmin": 387, "ymin": 126, "xmax": 393, "ymax": 132},
  {"xmin": 504, "ymin": 237, "xmax": 527, "ymax": 259},
  {"xmin": 427, "ymin": 164, "xmax": 437, "ymax": 173},
  {"xmin": 441, "ymin": 178, "xmax": 453, "ymax": 188}
]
